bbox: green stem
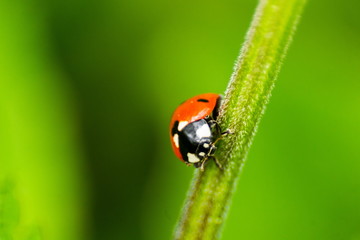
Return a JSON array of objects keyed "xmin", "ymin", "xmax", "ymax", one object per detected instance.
[{"xmin": 173, "ymin": 0, "xmax": 306, "ymax": 239}]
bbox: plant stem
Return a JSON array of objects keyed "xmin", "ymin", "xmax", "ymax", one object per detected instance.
[{"xmin": 173, "ymin": 0, "xmax": 306, "ymax": 239}]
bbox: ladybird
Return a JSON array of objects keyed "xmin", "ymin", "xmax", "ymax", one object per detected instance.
[{"xmin": 170, "ymin": 93, "xmax": 228, "ymax": 170}]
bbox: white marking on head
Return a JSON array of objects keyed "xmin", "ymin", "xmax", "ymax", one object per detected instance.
[
  {"xmin": 173, "ymin": 134, "xmax": 179, "ymax": 148},
  {"xmin": 187, "ymin": 153, "xmax": 200, "ymax": 163},
  {"xmin": 178, "ymin": 121, "xmax": 188, "ymax": 131},
  {"xmin": 203, "ymin": 143, "xmax": 210, "ymax": 148},
  {"xmin": 198, "ymin": 152, "xmax": 206, "ymax": 157},
  {"xmin": 196, "ymin": 124, "xmax": 211, "ymax": 138}
]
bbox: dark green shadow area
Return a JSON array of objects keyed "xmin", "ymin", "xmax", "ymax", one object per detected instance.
[{"xmin": 45, "ymin": 1, "xmax": 158, "ymax": 239}]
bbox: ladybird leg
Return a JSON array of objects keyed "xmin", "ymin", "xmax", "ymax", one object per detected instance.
[
  {"xmin": 208, "ymin": 145, "xmax": 223, "ymax": 170},
  {"xmin": 207, "ymin": 119, "xmax": 219, "ymax": 129},
  {"xmin": 200, "ymin": 161, "xmax": 206, "ymax": 171},
  {"xmin": 208, "ymin": 119, "xmax": 232, "ymax": 139},
  {"xmin": 202, "ymin": 156, "xmax": 222, "ymax": 170},
  {"xmin": 211, "ymin": 128, "xmax": 233, "ymax": 146},
  {"xmin": 198, "ymin": 156, "xmax": 212, "ymax": 171},
  {"xmin": 211, "ymin": 135, "xmax": 223, "ymax": 146},
  {"xmin": 200, "ymin": 158, "xmax": 213, "ymax": 171},
  {"xmin": 209, "ymin": 144, "xmax": 217, "ymax": 156},
  {"xmin": 207, "ymin": 119, "xmax": 217, "ymax": 127},
  {"xmin": 198, "ymin": 157, "xmax": 222, "ymax": 171},
  {"xmin": 212, "ymin": 156, "xmax": 223, "ymax": 170},
  {"xmin": 207, "ymin": 119, "xmax": 221, "ymax": 134},
  {"xmin": 221, "ymin": 129, "xmax": 233, "ymax": 136}
]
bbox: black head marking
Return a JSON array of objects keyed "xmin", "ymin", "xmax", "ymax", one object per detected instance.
[
  {"xmin": 197, "ymin": 98, "xmax": 209, "ymax": 103},
  {"xmin": 178, "ymin": 119, "xmax": 215, "ymax": 162}
]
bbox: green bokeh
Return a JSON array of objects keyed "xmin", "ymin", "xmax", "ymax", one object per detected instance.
[{"xmin": 1, "ymin": 0, "xmax": 359, "ymax": 239}]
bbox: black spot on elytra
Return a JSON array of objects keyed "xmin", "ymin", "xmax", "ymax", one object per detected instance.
[
  {"xmin": 197, "ymin": 98, "xmax": 209, "ymax": 102},
  {"xmin": 171, "ymin": 120, "xmax": 179, "ymax": 136}
]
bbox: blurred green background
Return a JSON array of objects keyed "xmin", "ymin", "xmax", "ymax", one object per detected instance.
[{"xmin": 1, "ymin": 0, "xmax": 359, "ymax": 239}]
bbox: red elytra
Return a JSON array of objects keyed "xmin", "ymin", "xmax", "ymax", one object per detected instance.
[{"xmin": 169, "ymin": 93, "xmax": 221, "ymax": 162}]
